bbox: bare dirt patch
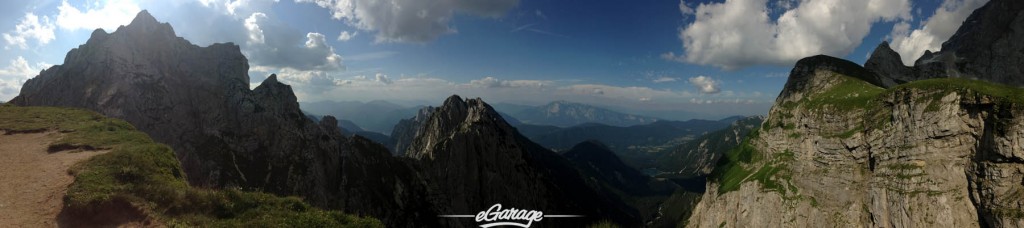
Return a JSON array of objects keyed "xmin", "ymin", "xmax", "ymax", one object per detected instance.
[{"xmin": 0, "ymin": 131, "xmax": 108, "ymax": 227}]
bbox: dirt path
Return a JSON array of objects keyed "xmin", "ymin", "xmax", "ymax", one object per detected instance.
[{"xmin": 0, "ymin": 131, "xmax": 107, "ymax": 227}]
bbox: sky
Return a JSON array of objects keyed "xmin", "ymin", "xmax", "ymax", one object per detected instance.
[{"xmin": 0, "ymin": 0, "xmax": 988, "ymax": 120}]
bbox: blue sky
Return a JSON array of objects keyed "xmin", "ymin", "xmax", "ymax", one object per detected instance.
[{"xmin": 0, "ymin": 0, "xmax": 987, "ymax": 120}]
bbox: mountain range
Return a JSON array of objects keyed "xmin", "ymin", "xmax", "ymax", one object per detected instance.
[
  {"xmin": 497, "ymin": 101, "xmax": 661, "ymax": 127},
  {"xmin": 8, "ymin": 10, "xmax": 690, "ymax": 227}
]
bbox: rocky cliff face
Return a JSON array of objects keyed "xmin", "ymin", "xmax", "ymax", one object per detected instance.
[
  {"xmin": 916, "ymin": 0, "xmax": 1024, "ymax": 86},
  {"xmin": 688, "ymin": 2, "xmax": 1024, "ymax": 227},
  {"xmin": 863, "ymin": 0, "xmax": 1024, "ymax": 87},
  {"xmin": 10, "ymin": 11, "xmax": 439, "ymax": 227},
  {"xmin": 687, "ymin": 51, "xmax": 1024, "ymax": 228},
  {"xmin": 389, "ymin": 107, "xmax": 431, "ymax": 156}
]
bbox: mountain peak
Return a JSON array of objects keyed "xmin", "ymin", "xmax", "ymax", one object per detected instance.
[
  {"xmin": 778, "ymin": 55, "xmax": 880, "ymax": 102},
  {"xmin": 121, "ymin": 10, "xmax": 176, "ymax": 38},
  {"xmin": 129, "ymin": 10, "xmax": 158, "ymax": 27},
  {"xmin": 404, "ymin": 95, "xmax": 510, "ymax": 159},
  {"xmin": 864, "ymin": 41, "xmax": 914, "ymax": 88}
]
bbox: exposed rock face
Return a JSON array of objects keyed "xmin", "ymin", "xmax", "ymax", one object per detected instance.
[
  {"xmin": 10, "ymin": 11, "xmax": 438, "ymax": 227},
  {"xmin": 910, "ymin": 0, "xmax": 1024, "ymax": 86},
  {"xmin": 389, "ymin": 107, "xmax": 431, "ymax": 156},
  {"xmin": 864, "ymin": 42, "xmax": 916, "ymax": 88},
  {"xmin": 397, "ymin": 95, "xmax": 641, "ymax": 227},
  {"xmin": 687, "ymin": 54, "xmax": 1024, "ymax": 227},
  {"xmin": 688, "ymin": 2, "xmax": 1024, "ymax": 227}
]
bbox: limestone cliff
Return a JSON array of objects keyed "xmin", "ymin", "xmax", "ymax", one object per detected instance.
[
  {"xmin": 687, "ymin": 55, "xmax": 1024, "ymax": 228},
  {"xmin": 688, "ymin": 1, "xmax": 1024, "ymax": 227}
]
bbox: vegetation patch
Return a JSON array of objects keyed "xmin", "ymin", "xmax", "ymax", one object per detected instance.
[
  {"xmin": 803, "ymin": 73, "xmax": 885, "ymax": 112},
  {"xmin": 711, "ymin": 130, "xmax": 797, "ymax": 196},
  {"xmin": 0, "ymin": 105, "xmax": 382, "ymax": 227}
]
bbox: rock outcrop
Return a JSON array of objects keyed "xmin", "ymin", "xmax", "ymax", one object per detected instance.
[
  {"xmin": 915, "ymin": 0, "xmax": 1024, "ymax": 86},
  {"xmin": 864, "ymin": 42, "xmax": 916, "ymax": 88},
  {"xmin": 389, "ymin": 107, "xmax": 431, "ymax": 156}
]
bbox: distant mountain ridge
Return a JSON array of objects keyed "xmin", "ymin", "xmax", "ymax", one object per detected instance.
[
  {"xmin": 501, "ymin": 100, "xmax": 660, "ymax": 127},
  {"xmin": 300, "ymin": 100, "xmax": 422, "ymax": 133}
]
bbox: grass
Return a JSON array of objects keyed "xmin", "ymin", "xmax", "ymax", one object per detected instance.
[
  {"xmin": 803, "ymin": 73, "xmax": 885, "ymax": 112},
  {"xmin": 711, "ymin": 131, "xmax": 797, "ymax": 195},
  {"xmin": 0, "ymin": 105, "xmax": 382, "ymax": 227},
  {"xmin": 895, "ymin": 78, "xmax": 1024, "ymax": 104}
]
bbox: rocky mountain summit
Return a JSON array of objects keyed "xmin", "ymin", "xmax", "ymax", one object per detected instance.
[
  {"xmin": 864, "ymin": 0, "xmax": 1024, "ymax": 87},
  {"xmin": 688, "ymin": 0, "xmax": 1024, "ymax": 227}
]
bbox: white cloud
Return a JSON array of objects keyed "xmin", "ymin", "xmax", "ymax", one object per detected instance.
[
  {"xmin": 673, "ymin": 0, "xmax": 911, "ymax": 69},
  {"xmin": 0, "ymin": 56, "xmax": 49, "ymax": 101},
  {"xmin": 2, "ymin": 13, "xmax": 56, "ymax": 50},
  {"xmin": 244, "ymin": 12, "xmax": 344, "ymax": 71},
  {"xmin": 337, "ymin": 30, "xmax": 357, "ymax": 41},
  {"xmin": 374, "ymin": 73, "xmax": 392, "ymax": 84},
  {"xmin": 244, "ymin": 12, "xmax": 267, "ymax": 44},
  {"xmin": 688, "ymin": 76, "xmax": 721, "ymax": 94},
  {"xmin": 679, "ymin": 1, "xmax": 695, "ymax": 17},
  {"xmin": 889, "ymin": 0, "xmax": 987, "ymax": 65},
  {"xmin": 652, "ymin": 76, "xmax": 678, "ymax": 83},
  {"xmin": 466, "ymin": 76, "xmax": 550, "ymax": 88},
  {"xmin": 296, "ymin": 0, "xmax": 519, "ymax": 43},
  {"xmin": 56, "ymin": 0, "xmax": 141, "ymax": 32}
]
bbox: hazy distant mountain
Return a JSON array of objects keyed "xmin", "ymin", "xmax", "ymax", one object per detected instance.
[
  {"xmin": 516, "ymin": 118, "xmax": 732, "ymax": 170},
  {"xmin": 305, "ymin": 112, "xmax": 394, "ymax": 147},
  {"xmin": 654, "ymin": 116, "xmax": 764, "ymax": 177},
  {"xmin": 501, "ymin": 101, "xmax": 660, "ymax": 127},
  {"xmin": 300, "ymin": 100, "xmax": 422, "ymax": 133}
]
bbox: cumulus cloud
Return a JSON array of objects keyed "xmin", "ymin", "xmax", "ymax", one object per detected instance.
[
  {"xmin": 672, "ymin": 0, "xmax": 911, "ymax": 69},
  {"xmin": 337, "ymin": 30, "xmax": 357, "ymax": 41},
  {"xmin": 0, "ymin": 56, "xmax": 49, "ymax": 101},
  {"xmin": 688, "ymin": 76, "xmax": 721, "ymax": 94},
  {"xmin": 889, "ymin": 0, "xmax": 987, "ymax": 65},
  {"xmin": 244, "ymin": 13, "xmax": 344, "ymax": 71},
  {"xmin": 296, "ymin": 0, "xmax": 519, "ymax": 43},
  {"xmin": 244, "ymin": 12, "xmax": 267, "ymax": 44},
  {"xmin": 2, "ymin": 13, "xmax": 56, "ymax": 50},
  {"xmin": 56, "ymin": 0, "xmax": 141, "ymax": 32}
]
